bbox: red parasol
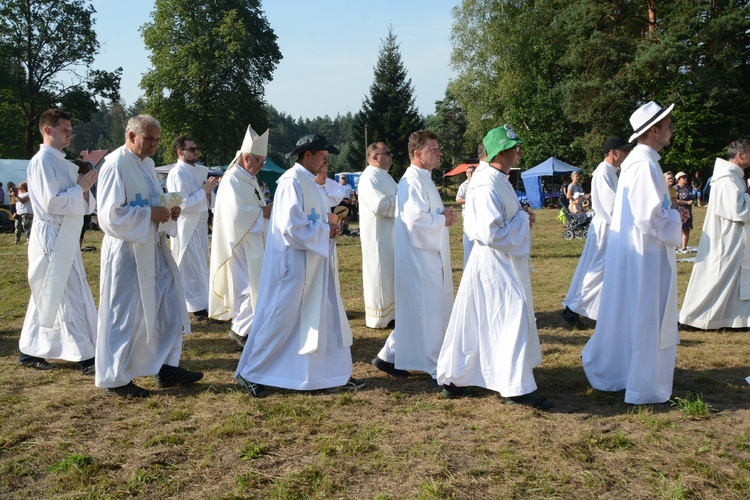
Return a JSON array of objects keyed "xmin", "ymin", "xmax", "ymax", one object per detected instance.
[{"xmin": 444, "ymin": 163, "xmax": 479, "ymax": 177}]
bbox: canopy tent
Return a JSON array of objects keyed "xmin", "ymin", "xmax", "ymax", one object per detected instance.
[
  {"xmin": 520, "ymin": 157, "xmax": 583, "ymax": 209},
  {"xmin": 334, "ymin": 171, "xmax": 362, "ymax": 190},
  {"xmin": 256, "ymin": 158, "xmax": 286, "ymax": 196},
  {"xmin": 444, "ymin": 163, "xmax": 479, "ymax": 177}
]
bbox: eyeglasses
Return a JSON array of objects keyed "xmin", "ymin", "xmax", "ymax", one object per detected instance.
[
  {"xmin": 376, "ymin": 151, "xmax": 393, "ymax": 157},
  {"xmin": 251, "ymin": 154, "xmax": 266, "ymax": 165},
  {"xmin": 181, "ymin": 147, "xmax": 199, "ymax": 152}
]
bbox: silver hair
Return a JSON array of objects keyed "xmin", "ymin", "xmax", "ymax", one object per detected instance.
[
  {"xmin": 125, "ymin": 114, "xmax": 161, "ymax": 138},
  {"xmin": 727, "ymin": 139, "xmax": 750, "ymax": 160}
]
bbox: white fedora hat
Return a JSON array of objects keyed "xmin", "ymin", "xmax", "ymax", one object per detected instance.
[{"xmin": 628, "ymin": 101, "xmax": 674, "ymax": 143}]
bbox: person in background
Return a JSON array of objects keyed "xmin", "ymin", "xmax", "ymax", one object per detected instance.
[
  {"xmin": 455, "ymin": 164, "xmax": 476, "ymax": 268},
  {"xmin": 72, "ymin": 160, "xmax": 95, "ymax": 249},
  {"xmin": 692, "ymin": 171, "xmax": 703, "ymax": 208},
  {"xmin": 13, "ymin": 182, "xmax": 33, "ymax": 244},
  {"xmin": 674, "ymin": 171, "xmax": 696, "ymax": 253}
]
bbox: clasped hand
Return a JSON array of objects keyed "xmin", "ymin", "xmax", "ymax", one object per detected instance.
[{"xmin": 151, "ymin": 206, "xmax": 181, "ymax": 223}]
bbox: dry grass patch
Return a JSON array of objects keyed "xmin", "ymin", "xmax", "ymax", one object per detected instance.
[{"xmin": 0, "ymin": 205, "xmax": 748, "ymax": 498}]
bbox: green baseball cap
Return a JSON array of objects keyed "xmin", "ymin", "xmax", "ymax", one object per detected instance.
[{"xmin": 483, "ymin": 124, "xmax": 523, "ymax": 160}]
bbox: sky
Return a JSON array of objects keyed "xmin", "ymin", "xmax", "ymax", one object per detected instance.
[{"xmin": 88, "ymin": 0, "xmax": 460, "ymax": 119}]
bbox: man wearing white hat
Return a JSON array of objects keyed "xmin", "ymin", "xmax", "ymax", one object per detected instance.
[
  {"xmin": 582, "ymin": 101, "xmax": 684, "ymax": 405},
  {"xmin": 235, "ymin": 134, "xmax": 363, "ymax": 397},
  {"xmin": 209, "ymin": 125, "xmax": 271, "ymax": 347},
  {"xmin": 167, "ymin": 136, "xmax": 218, "ymax": 319}
]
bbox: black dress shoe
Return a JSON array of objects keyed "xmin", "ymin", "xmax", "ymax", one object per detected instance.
[
  {"xmin": 561, "ymin": 306, "xmax": 585, "ymax": 329},
  {"xmin": 236, "ymin": 375, "xmax": 269, "ymax": 398},
  {"xmin": 228, "ymin": 331, "xmax": 247, "ymax": 348},
  {"xmin": 326, "ymin": 377, "xmax": 367, "ymax": 392},
  {"xmin": 19, "ymin": 356, "xmax": 56, "ymax": 370},
  {"xmin": 155, "ymin": 365, "xmax": 204, "ymax": 388},
  {"xmin": 104, "ymin": 381, "xmax": 151, "ymax": 398},
  {"xmin": 192, "ymin": 309, "xmax": 209, "ymax": 319},
  {"xmin": 386, "ymin": 319, "xmax": 396, "ymax": 329},
  {"xmin": 442, "ymin": 384, "xmax": 479, "ymax": 399},
  {"xmin": 79, "ymin": 357, "xmax": 95, "ymax": 375},
  {"xmin": 371, "ymin": 357, "xmax": 410, "ymax": 378}
]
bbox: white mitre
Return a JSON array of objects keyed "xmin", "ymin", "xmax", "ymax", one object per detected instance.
[{"xmin": 228, "ymin": 125, "xmax": 269, "ymax": 169}]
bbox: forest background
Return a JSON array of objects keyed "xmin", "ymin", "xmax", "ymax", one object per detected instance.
[{"xmin": 0, "ymin": 0, "xmax": 748, "ymax": 182}]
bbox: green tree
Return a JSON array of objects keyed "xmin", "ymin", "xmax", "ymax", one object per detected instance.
[
  {"xmin": 425, "ymin": 88, "xmax": 471, "ymax": 170},
  {"xmin": 450, "ymin": 0, "xmax": 583, "ymax": 170},
  {"xmin": 141, "ymin": 0, "xmax": 281, "ymax": 165},
  {"xmin": 345, "ymin": 28, "xmax": 423, "ymax": 179},
  {"xmin": 0, "ymin": 0, "xmax": 121, "ymax": 157},
  {"xmin": 450, "ymin": 0, "xmax": 750, "ymax": 173},
  {"xmin": 266, "ymin": 105, "xmax": 356, "ymax": 177},
  {"xmin": 0, "ymin": 43, "xmax": 25, "ymax": 158}
]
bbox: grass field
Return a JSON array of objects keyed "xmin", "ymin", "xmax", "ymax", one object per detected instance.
[{"xmin": 1, "ymin": 204, "xmax": 749, "ymax": 499}]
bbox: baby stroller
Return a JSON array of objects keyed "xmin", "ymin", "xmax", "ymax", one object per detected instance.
[{"xmin": 558, "ymin": 194, "xmax": 590, "ymax": 240}]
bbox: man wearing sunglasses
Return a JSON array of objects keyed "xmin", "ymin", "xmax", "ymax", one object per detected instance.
[
  {"xmin": 358, "ymin": 142, "xmax": 397, "ymax": 331},
  {"xmin": 167, "ymin": 136, "xmax": 218, "ymax": 320}
]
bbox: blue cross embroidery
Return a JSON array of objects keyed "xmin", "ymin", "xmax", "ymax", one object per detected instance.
[
  {"xmin": 307, "ymin": 208, "xmax": 320, "ymax": 223},
  {"xmin": 129, "ymin": 193, "xmax": 149, "ymax": 207}
]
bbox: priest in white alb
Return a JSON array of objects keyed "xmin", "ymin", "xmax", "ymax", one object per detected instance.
[
  {"xmin": 679, "ymin": 139, "xmax": 750, "ymax": 329},
  {"xmin": 437, "ymin": 125, "xmax": 551, "ymax": 409},
  {"xmin": 358, "ymin": 142, "xmax": 397, "ymax": 330},
  {"xmin": 209, "ymin": 125, "xmax": 271, "ymax": 347},
  {"xmin": 96, "ymin": 115, "xmax": 203, "ymax": 398},
  {"xmin": 235, "ymin": 134, "xmax": 363, "ymax": 397},
  {"xmin": 315, "ymin": 163, "xmax": 347, "ymax": 209},
  {"xmin": 18, "ymin": 109, "xmax": 99, "ymax": 374},
  {"xmin": 562, "ymin": 137, "xmax": 631, "ymax": 327},
  {"xmin": 372, "ymin": 130, "xmax": 456, "ymax": 384},
  {"xmin": 582, "ymin": 102, "xmax": 683, "ymax": 405},
  {"xmin": 166, "ymin": 136, "xmax": 218, "ymax": 319}
]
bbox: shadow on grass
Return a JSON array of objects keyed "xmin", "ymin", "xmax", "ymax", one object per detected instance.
[
  {"xmin": 535, "ymin": 309, "xmax": 596, "ymax": 332},
  {"xmin": 345, "ymin": 309, "xmax": 365, "ymax": 320},
  {"xmin": 673, "ymin": 366, "xmax": 750, "ymax": 411},
  {"xmin": 0, "ymin": 328, "xmax": 20, "ymax": 358}
]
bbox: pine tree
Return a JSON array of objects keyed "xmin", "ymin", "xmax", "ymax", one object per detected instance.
[{"xmin": 345, "ymin": 28, "xmax": 423, "ymax": 180}]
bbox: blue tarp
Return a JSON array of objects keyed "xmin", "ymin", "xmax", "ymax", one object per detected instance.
[{"xmin": 520, "ymin": 157, "xmax": 583, "ymax": 209}]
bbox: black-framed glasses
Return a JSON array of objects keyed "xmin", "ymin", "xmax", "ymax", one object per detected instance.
[
  {"xmin": 251, "ymin": 154, "xmax": 266, "ymax": 165},
  {"xmin": 376, "ymin": 151, "xmax": 393, "ymax": 157},
  {"xmin": 181, "ymin": 147, "xmax": 199, "ymax": 153}
]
